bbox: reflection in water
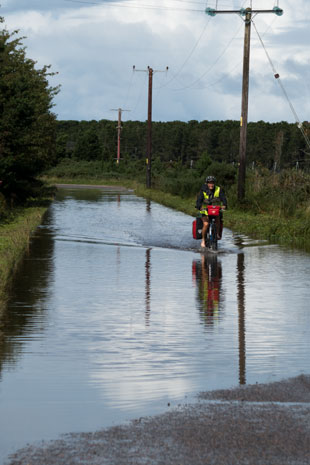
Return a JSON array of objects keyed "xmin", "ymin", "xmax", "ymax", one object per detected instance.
[
  {"xmin": 237, "ymin": 253, "xmax": 246, "ymax": 385},
  {"xmin": 192, "ymin": 254, "xmax": 223, "ymax": 327},
  {"xmin": 0, "ymin": 209, "xmax": 54, "ymax": 381},
  {"xmin": 145, "ymin": 248, "xmax": 151, "ymax": 326},
  {"xmin": 146, "ymin": 199, "xmax": 151, "ymax": 214},
  {"xmin": 144, "ymin": 199, "xmax": 152, "ymax": 326}
]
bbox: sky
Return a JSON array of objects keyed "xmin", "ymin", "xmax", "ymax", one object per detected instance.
[{"xmin": 1, "ymin": 0, "xmax": 309, "ymax": 123}]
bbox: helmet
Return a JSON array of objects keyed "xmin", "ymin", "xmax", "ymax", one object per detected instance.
[{"xmin": 206, "ymin": 176, "xmax": 216, "ymax": 183}]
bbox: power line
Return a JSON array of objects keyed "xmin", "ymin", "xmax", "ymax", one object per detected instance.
[
  {"xmin": 155, "ymin": 16, "xmax": 211, "ymax": 90},
  {"xmin": 172, "ymin": 12, "xmax": 279, "ymax": 92},
  {"xmin": 252, "ymin": 19, "xmax": 310, "ymax": 152},
  {"xmin": 166, "ymin": 19, "xmax": 244, "ymax": 91},
  {"xmin": 123, "ymin": 67, "xmax": 135, "ymax": 110},
  {"xmin": 64, "ymin": 0, "xmax": 205, "ymax": 12},
  {"xmin": 156, "ymin": 0, "xmax": 249, "ymax": 91},
  {"xmin": 129, "ymin": 71, "xmax": 148, "ymax": 118}
]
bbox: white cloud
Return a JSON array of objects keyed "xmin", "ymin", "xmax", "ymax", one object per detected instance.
[{"xmin": 1, "ymin": 0, "xmax": 309, "ymax": 123}]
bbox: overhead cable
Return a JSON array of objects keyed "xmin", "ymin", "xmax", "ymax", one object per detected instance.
[
  {"xmin": 168, "ymin": 19, "xmax": 244, "ymax": 91},
  {"xmin": 163, "ymin": 0, "xmax": 248, "ymax": 91},
  {"xmin": 252, "ymin": 19, "xmax": 310, "ymax": 152},
  {"xmin": 64, "ymin": 0, "xmax": 205, "ymax": 12},
  {"xmin": 155, "ymin": 16, "xmax": 212, "ymax": 90}
]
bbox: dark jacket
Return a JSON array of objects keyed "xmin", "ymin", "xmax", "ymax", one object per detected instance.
[{"xmin": 195, "ymin": 184, "xmax": 227, "ymax": 210}]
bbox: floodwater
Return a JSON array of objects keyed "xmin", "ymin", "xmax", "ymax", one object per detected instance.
[{"xmin": 0, "ymin": 188, "xmax": 309, "ymax": 463}]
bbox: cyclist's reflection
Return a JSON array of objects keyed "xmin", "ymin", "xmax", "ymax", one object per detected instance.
[{"xmin": 192, "ymin": 254, "xmax": 223, "ymax": 327}]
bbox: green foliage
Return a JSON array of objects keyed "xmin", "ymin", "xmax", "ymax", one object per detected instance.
[
  {"xmin": 0, "ymin": 192, "xmax": 6, "ymax": 220},
  {"xmin": 73, "ymin": 127, "xmax": 102, "ymax": 161},
  {"xmin": 228, "ymin": 168, "xmax": 310, "ymax": 219},
  {"xmin": 54, "ymin": 118, "xmax": 310, "ymax": 176},
  {"xmin": 193, "ymin": 151, "xmax": 212, "ymax": 176},
  {"xmin": 0, "ymin": 206, "xmax": 47, "ymax": 303},
  {"xmin": 201, "ymin": 161, "xmax": 237, "ymax": 189},
  {"xmin": 0, "ymin": 17, "xmax": 59, "ymax": 203}
]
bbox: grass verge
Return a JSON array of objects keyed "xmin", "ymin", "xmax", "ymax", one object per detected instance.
[{"xmin": 0, "ymin": 206, "xmax": 48, "ymax": 314}]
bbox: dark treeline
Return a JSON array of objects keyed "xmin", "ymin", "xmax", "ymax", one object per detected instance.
[{"xmin": 56, "ymin": 118, "xmax": 310, "ymax": 172}]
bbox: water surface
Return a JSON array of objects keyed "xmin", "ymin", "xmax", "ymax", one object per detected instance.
[{"xmin": 1, "ymin": 188, "xmax": 309, "ymax": 463}]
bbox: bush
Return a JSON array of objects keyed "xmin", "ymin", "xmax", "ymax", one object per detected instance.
[
  {"xmin": 0, "ymin": 17, "xmax": 59, "ymax": 203},
  {"xmin": 0, "ymin": 192, "xmax": 7, "ymax": 220}
]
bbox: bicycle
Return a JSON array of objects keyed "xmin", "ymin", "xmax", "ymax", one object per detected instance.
[
  {"xmin": 205, "ymin": 205, "xmax": 221, "ymax": 250},
  {"xmin": 192, "ymin": 205, "xmax": 222, "ymax": 251}
]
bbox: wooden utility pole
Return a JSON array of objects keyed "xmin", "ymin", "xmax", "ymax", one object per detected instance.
[
  {"xmin": 110, "ymin": 108, "xmax": 130, "ymax": 164},
  {"xmin": 146, "ymin": 67, "xmax": 153, "ymax": 188},
  {"xmin": 206, "ymin": 5, "xmax": 283, "ymax": 201},
  {"xmin": 133, "ymin": 65, "xmax": 168, "ymax": 188},
  {"xmin": 238, "ymin": 9, "xmax": 251, "ymax": 201}
]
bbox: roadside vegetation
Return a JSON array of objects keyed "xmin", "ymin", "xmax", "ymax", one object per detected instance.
[
  {"xmin": 0, "ymin": 204, "xmax": 49, "ymax": 312},
  {"xmin": 44, "ymin": 158, "xmax": 310, "ymax": 252},
  {"xmin": 0, "ymin": 16, "xmax": 58, "ymax": 309}
]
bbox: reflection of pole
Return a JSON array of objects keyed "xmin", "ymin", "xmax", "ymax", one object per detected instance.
[
  {"xmin": 237, "ymin": 253, "xmax": 246, "ymax": 385},
  {"xmin": 145, "ymin": 248, "xmax": 151, "ymax": 326}
]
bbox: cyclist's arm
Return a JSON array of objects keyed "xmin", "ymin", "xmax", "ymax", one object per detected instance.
[
  {"xmin": 219, "ymin": 189, "xmax": 228, "ymax": 209},
  {"xmin": 195, "ymin": 189, "xmax": 204, "ymax": 210}
]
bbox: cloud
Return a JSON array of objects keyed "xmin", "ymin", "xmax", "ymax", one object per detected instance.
[{"xmin": 1, "ymin": 0, "xmax": 309, "ymax": 123}]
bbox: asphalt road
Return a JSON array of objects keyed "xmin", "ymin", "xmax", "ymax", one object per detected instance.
[{"xmin": 6, "ymin": 375, "xmax": 310, "ymax": 465}]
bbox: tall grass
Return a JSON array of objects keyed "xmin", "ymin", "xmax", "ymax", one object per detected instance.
[
  {"xmin": 224, "ymin": 168, "xmax": 310, "ymax": 249},
  {"xmin": 229, "ymin": 168, "xmax": 310, "ymax": 213}
]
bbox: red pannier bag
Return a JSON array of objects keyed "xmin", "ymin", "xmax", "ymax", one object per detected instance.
[
  {"xmin": 192, "ymin": 217, "xmax": 203, "ymax": 239},
  {"xmin": 206, "ymin": 205, "xmax": 221, "ymax": 216}
]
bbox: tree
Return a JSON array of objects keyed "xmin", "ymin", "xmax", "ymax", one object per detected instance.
[
  {"xmin": 73, "ymin": 126, "xmax": 102, "ymax": 161},
  {"xmin": 0, "ymin": 17, "xmax": 59, "ymax": 202}
]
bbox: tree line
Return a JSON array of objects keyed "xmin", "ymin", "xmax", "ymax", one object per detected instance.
[{"xmin": 56, "ymin": 118, "xmax": 310, "ymax": 172}]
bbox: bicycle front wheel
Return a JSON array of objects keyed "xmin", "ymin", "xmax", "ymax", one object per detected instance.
[{"xmin": 210, "ymin": 222, "xmax": 218, "ymax": 250}]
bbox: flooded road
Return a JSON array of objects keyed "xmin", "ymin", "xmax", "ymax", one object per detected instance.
[{"xmin": 1, "ymin": 188, "xmax": 310, "ymax": 463}]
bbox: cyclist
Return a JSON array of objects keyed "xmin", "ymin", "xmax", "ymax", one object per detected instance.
[{"xmin": 195, "ymin": 175, "xmax": 227, "ymax": 248}]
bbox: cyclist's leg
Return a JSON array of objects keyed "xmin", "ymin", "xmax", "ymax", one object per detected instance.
[
  {"xmin": 201, "ymin": 215, "xmax": 209, "ymax": 247},
  {"xmin": 215, "ymin": 216, "xmax": 221, "ymax": 240},
  {"xmin": 219, "ymin": 211, "xmax": 223, "ymax": 239}
]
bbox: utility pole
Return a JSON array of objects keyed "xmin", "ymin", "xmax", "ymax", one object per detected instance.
[
  {"xmin": 239, "ymin": 9, "xmax": 251, "ymax": 201},
  {"xmin": 146, "ymin": 67, "xmax": 153, "ymax": 189},
  {"xmin": 110, "ymin": 108, "xmax": 130, "ymax": 164},
  {"xmin": 206, "ymin": 5, "xmax": 283, "ymax": 201},
  {"xmin": 134, "ymin": 65, "xmax": 169, "ymax": 188}
]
